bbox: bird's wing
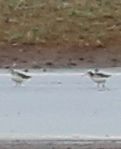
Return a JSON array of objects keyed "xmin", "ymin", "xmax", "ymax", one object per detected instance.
[
  {"xmin": 96, "ymin": 72, "xmax": 111, "ymax": 78},
  {"xmin": 17, "ymin": 72, "xmax": 31, "ymax": 79},
  {"xmin": 13, "ymin": 70, "xmax": 31, "ymax": 79}
]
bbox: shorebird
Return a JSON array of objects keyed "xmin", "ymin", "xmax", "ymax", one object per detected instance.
[
  {"xmin": 87, "ymin": 70, "xmax": 111, "ymax": 89},
  {"xmin": 10, "ymin": 69, "xmax": 31, "ymax": 85}
]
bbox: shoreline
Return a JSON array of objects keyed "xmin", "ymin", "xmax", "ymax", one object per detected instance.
[
  {"xmin": 0, "ymin": 138, "xmax": 120, "ymax": 149},
  {"xmin": 0, "ymin": 44, "xmax": 121, "ymax": 69},
  {"xmin": 0, "ymin": 135, "xmax": 120, "ymax": 140}
]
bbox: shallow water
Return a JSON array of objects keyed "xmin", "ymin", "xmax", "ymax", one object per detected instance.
[{"xmin": 0, "ymin": 69, "xmax": 121, "ymax": 138}]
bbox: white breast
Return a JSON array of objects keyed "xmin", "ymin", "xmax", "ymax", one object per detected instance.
[
  {"xmin": 11, "ymin": 74, "xmax": 24, "ymax": 84},
  {"xmin": 91, "ymin": 76, "xmax": 106, "ymax": 83}
]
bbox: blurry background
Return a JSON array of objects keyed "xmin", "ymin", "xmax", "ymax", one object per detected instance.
[{"xmin": 0, "ymin": 0, "xmax": 121, "ymax": 46}]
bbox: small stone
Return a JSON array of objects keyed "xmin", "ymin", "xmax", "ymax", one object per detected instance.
[
  {"xmin": 85, "ymin": 42, "xmax": 89, "ymax": 46},
  {"xmin": 32, "ymin": 64, "xmax": 41, "ymax": 69},
  {"xmin": 56, "ymin": 17, "xmax": 64, "ymax": 22},
  {"xmin": 79, "ymin": 57, "xmax": 84, "ymax": 61},
  {"xmin": 45, "ymin": 62, "xmax": 53, "ymax": 66},
  {"xmin": 19, "ymin": 49, "xmax": 24, "ymax": 52},
  {"xmin": 43, "ymin": 68, "xmax": 47, "ymax": 72},
  {"xmin": 68, "ymin": 62, "xmax": 77, "ymax": 66},
  {"xmin": 4, "ymin": 65, "xmax": 10, "ymax": 69},
  {"xmin": 95, "ymin": 39, "xmax": 104, "ymax": 48}
]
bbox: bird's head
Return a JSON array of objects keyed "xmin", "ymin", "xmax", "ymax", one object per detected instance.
[{"xmin": 87, "ymin": 71, "xmax": 94, "ymax": 77}]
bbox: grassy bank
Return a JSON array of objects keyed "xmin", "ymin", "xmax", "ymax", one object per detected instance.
[{"xmin": 0, "ymin": 0, "xmax": 121, "ymax": 47}]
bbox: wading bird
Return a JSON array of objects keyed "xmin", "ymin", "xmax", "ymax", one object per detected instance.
[
  {"xmin": 10, "ymin": 69, "xmax": 31, "ymax": 86},
  {"xmin": 87, "ymin": 70, "xmax": 111, "ymax": 89}
]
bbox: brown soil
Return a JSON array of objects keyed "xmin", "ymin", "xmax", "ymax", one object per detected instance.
[
  {"xmin": 1, "ymin": 0, "xmax": 121, "ymax": 69},
  {"xmin": 0, "ymin": 43, "xmax": 121, "ymax": 69}
]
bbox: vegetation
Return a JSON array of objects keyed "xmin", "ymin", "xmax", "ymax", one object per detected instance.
[{"xmin": 0, "ymin": 0, "xmax": 121, "ymax": 46}]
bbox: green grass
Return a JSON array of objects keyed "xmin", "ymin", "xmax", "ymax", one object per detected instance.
[{"xmin": 0, "ymin": 0, "xmax": 121, "ymax": 46}]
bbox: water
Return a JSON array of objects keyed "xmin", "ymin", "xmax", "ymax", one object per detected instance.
[{"xmin": 0, "ymin": 69, "xmax": 121, "ymax": 138}]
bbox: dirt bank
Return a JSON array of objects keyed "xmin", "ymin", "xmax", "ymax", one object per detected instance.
[{"xmin": 0, "ymin": 44, "xmax": 121, "ymax": 69}]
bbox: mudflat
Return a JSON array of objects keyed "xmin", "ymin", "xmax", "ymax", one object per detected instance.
[{"xmin": 0, "ymin": 44, "xmax": 121, "ymax": 69}]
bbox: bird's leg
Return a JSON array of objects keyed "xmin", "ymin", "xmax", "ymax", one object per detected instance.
[
  {"xmin": 97, "ymin": 83, "xmax": 105, "ymax": 91},
  {"xmin": 102, "ymin": 83, "xmax": 105, "ymax": 89},
  {"xmin": 97, "ymin": 84, "xmax": 103, "ymax": 91},
  {"xmin": 102, "ymin": 82, "xmax": 110, "ymax": 91},
  {"xmin": 12, "ymin": 82, "xmax": 18, "ymax": 87},
  {"xmin": 14, "ymin": 81, "xmax": 23, "ymax": 87},
  {"xmin": 15, "ymin": 82, "xmax": 20, "ymax": 87},
  {"xmin": 97, "ymin": 83, "xmax": 100, "ymax": 89}
]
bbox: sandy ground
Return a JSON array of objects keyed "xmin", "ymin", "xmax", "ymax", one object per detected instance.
[{"xmin": 0, "ymin": 44, "xmax": 121, "ymax": 69}]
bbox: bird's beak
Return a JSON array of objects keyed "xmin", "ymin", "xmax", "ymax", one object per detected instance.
[{"xmin": 81, "ymin": 72, "xmax": 87, "ymax": 77}]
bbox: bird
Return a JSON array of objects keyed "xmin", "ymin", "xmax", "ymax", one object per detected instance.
[
  {"xmin": 94, "ymin": 68, "xmax": 99, "ymax": 73},
  {"xmin": 87, "ymin": 70, "xmax": 111, "ymax": 89},
  {"xmin": 10, "ymin": 69, "xmax": 31, "ymax": 86}
]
